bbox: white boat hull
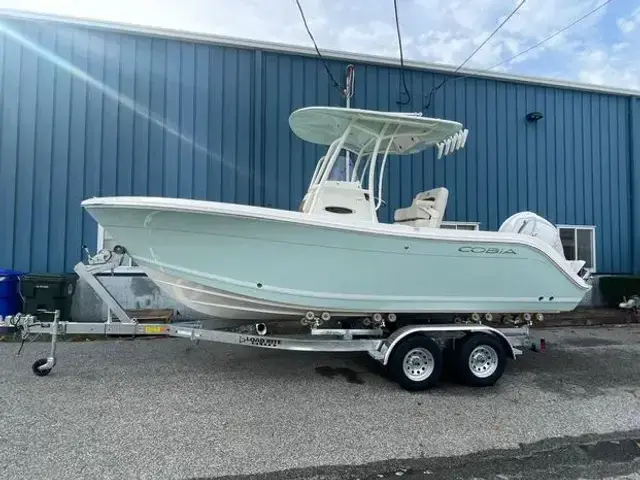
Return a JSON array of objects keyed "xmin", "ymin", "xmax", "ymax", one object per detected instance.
[
  {"xmin": 143, "ymin": 267, "xmax": 363, "ymax": 322},
  {"xmin": 81, "ymin": 197, "xmax": 592, "ymax": 326}
]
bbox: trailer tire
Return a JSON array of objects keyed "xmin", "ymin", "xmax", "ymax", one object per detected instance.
[
  {"xmin": 387, "ymin": 334, "xmax": 443, "ymax": 391},
  {"xmin": 455, "ymin": 333, "xmax": 506, "ymax": 387}
]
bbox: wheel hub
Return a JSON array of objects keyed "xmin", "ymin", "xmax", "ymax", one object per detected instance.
[
  {"xmin": 468, "ymin": 345, "xmax": 499, "ymax": 378},
  {"xmin": 403, "ymin": 347, "xmax": 435, "ymax": 381}
]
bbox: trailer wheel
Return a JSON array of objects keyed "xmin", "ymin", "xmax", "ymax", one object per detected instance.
[
  {"xmin": 387, "ymin": 334, "xmax": 443, "ymax": 391},
  {"xmin": 455, "ymin": 333, "xmax": 506, "ymax": 387}
]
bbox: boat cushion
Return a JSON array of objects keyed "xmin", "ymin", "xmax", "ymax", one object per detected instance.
[
  {"xmin": 394, "ymin": 204, "xmax": 433, "ymax": 222},
  {"xmin": 394, "ymin": 188, "xmax": 449, "ymax": 227}
]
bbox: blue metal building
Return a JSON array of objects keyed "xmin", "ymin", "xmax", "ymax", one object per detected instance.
[{"xmin": 0, "ymin": 10, "xmax": 639, "ymax": 277}]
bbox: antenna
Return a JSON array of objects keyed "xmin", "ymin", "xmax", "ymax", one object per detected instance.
[
  {"xmin": 344, "ymin": 64, "xmax": 355, "ymax": 179},
  {"xmin": 345, "ymin": 64, "xmax": 355, "ymax": 107}
]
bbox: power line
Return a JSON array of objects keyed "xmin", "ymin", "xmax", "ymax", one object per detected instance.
[
  {"xmin": 454, "ymin": 0, "xmax": 528, "ymax": 76},
  {"xmin": 423, "ymin": 0, "xmax": 527, "ymax": 110},
  {"xmin": 486, "ymin": 0, "xmax": 613, "ymax": 72},
  {"xmin": 393, "ymin": 0, "xmax": 411, "ymax": 105},
  {"xmin": 441, "ymin": 0, "xmax": 614, "ymax": 94},
  {"xmin": 294, "ymin": 0, "xmax": 345, "ymax": 95}
]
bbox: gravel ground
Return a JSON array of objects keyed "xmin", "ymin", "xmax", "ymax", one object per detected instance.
[{"xmin": 1, "ymin": 325, "xmax": 639, "ymax": 480}]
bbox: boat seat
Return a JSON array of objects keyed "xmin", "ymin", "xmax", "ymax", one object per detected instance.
[{"xmin": 394, "ymin": 187, "xmax": 449, "ymax": 228}]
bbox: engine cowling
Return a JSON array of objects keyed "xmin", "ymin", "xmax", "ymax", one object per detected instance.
[
  {"xmin": 498, "ymin": 211, "xmax": 564, "ymax": 257},
  {"xmin": 499, "ymin": 211, "xmax": 589, "ymax": 278}
]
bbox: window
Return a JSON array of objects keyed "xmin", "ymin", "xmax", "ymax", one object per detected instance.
[
  {"xmin": 440, "ymin": 221, "xmax": 480, "ymax": 231},
  {"xmin": 327, "ymin": 155, "xmax": 356, "ymax": 182},
  {"xmin": 557, "ymin": 225, "xmax": 596, "ymax": 272},
  {"xmin": 96, "ymin": 225, "xmax": 143, "ymax": 273}
]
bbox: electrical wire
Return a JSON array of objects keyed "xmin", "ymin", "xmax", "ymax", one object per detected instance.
[
  {"xmin": 393, "ymin": 0, "xmax": 411, "ymax": 105},
  {"xmin": 294, "ymin": 0, "xmax": 345, "ymax": 95},
  {"xmin": 432, "ymin": 0, "xmax": 614, "ymax": 97},
  {"xmin": 423, "ymin": 0, "xmax": 527, "ymax": 110},
  {"xmin": 482, "ymin": 0, "xmax": 613, "ymax": 74}
]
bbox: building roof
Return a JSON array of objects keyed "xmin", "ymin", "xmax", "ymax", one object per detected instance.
[{"xmin": 0, "ymin": 7, "xmax": 638, "ymax": 98}]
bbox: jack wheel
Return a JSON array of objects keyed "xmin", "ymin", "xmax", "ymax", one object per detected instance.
[
  {"xmin": 455, "ymin": 333, "xmax": 506, "ymax": 387},
  {"xmin": 387, "ymin": 334, "xmax": 443, "ymax": 391},
  {"xmin": 32, "ymin": 358, "xmax": 52, "ymax": 377}
]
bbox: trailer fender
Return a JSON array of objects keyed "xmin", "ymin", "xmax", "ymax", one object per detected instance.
[{"xmin": 379, "ymin": 324, "xmax": 518, "ymax": 366}]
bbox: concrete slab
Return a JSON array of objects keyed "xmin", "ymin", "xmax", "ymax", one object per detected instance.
[{"xmin": 1, "ymin": 326, "xmax": 639, "ymax": 480}]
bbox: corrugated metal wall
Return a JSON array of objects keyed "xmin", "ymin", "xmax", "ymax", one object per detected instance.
[
  {"xmin": 0, "ymin": 15, "xmax": 636, "ymax": 274},
  {"xmin": 630, "ymin": 97, "xmax": 640, "ymax": 275}
]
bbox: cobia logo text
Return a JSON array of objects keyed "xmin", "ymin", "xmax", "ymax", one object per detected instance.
[{"xmin": 458, "ymin": 246, "xmax": 517, "ymax": 255}]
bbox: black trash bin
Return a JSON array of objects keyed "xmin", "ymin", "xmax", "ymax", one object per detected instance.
[{"xmin": 20, "ymin": 273, "xmax": 78, "ymax": 321}]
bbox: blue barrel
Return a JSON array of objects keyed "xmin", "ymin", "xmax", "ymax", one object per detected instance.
[{"xmin": 0, "ymin": 269, "xmax": 24, "ymax": 317}]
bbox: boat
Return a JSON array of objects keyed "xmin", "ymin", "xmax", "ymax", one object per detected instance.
[{"xmin": 81, "ymin": 106, "xmax": 592, "ymax": 326}]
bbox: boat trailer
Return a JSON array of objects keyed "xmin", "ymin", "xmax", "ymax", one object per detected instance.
[{"xmin": 8, "ymin": 249, "xmax": 539, "ymax": 391}]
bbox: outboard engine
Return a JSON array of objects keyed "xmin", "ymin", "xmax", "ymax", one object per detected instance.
[
  {"xmin": 498, "ymin": 211, "xmax": 564, "ymax": 256},
  {"xmin": 499, "ymin": 212, "xmax": 589, "ymax": 278}
]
